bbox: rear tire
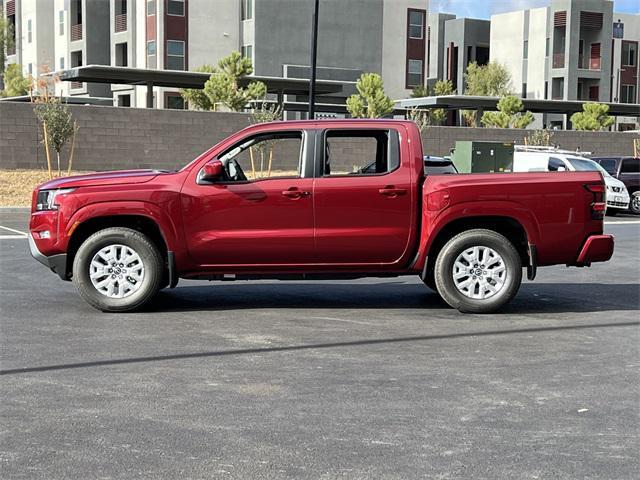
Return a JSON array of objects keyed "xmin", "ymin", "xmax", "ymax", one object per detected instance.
[
  {"xmin": 434, "ymin": 229, "xmax": 522, "ymax": 313},
  {"xmin": 72, "ymin": 227, "xmax": 164, "ymax": 312}
]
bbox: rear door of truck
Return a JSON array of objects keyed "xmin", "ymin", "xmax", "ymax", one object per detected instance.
[{"xmin": 311, "ymin": 124, "xmax": 417, "ymax": 265}]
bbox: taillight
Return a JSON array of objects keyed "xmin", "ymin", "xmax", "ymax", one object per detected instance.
[{"xmin": 584, "ymin": 183, "xmax": 606, "ymax": 220}]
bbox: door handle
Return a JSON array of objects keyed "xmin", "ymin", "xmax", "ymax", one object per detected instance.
[
  {"xmin": 379, "ymin": 186, "xmax": 407, "ymax": 197},
  {"xmin": 282, "ymin": 188, "xmax": 311, "ymax": 199}
]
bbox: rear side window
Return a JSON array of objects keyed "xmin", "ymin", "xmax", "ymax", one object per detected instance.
[
  {"xmin": 323, "ymin": 129, "xmax": 399, "ymax": 176},
  {"xmin": 597, "ymin": 158, "xmax": 618, "ymax": 175},
  {"xmin": 620, "ymin": 158, "xmax": 640, "ymax": 173}
]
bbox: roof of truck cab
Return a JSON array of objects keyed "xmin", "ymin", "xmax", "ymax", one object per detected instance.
[{"xmin": 248, "ymin": 119, "xmax": 417, "ymax": 128}]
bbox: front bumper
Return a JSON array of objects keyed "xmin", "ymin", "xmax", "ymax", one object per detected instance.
[
  {"xmin": 28, "ymin": 233, "xmax": 69, "ymax": 280},
  {"xmin": 575, "ymin": 234, "xmax": 614, "ymax": 265}
]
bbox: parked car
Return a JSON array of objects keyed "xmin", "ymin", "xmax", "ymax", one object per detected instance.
[
  {"xmin": 513, "ymin": 149, "xmax": 630, "ymax": 215},
  {"xmin": 591, "ymin": 157, "xmax": 640, "ymax": 215},
  {"xmin": 29, "ymin": 120, "xmax": 614, "ymax": 313},
  {"xmin": 423, "ymin": 156, "xmax": 458, "ymax": 174}
]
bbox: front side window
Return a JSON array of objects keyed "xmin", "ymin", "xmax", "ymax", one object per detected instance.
[
  {"xmin": 621, "ymin": 158, "xmax": 640, "ymax": 173},
  {"xmin": 323, "ymin": 130, "xmax": 399, "ymax": 176},
  {"xmin": 408, "ymin": 10, "xmax": 424, "ymax": 39},
  {"xmin": 548, "ymin": 157, "xmax": 566, "ymax": 171},
  {"xmin": 167, "ymin": 0, "xmax": 184, "ymax": 16},
  {"xmin": 166, "ymin": 40, "xmax": 185, "ymax": 70},
  {"xmin": 213, "ymin": 132, "xmax": 303, "ymax": 182}
]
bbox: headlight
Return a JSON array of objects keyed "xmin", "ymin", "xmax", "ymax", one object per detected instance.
[{"xmin": 36, "ymin": 188, "xmax": 75, "ymax": 211}]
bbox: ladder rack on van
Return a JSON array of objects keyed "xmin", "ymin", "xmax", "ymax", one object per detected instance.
[{"xmin": 514, "ymin": 145, "xmax": 592, "ymax": 156}]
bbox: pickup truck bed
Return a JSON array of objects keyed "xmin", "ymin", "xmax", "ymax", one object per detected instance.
[{"xmin": 29, "ymin": 119, "xmax": 614, "ymax": 313}]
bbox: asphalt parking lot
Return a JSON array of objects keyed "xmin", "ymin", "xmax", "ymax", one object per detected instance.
[{"xmin": 1, "ymin": 209, "xmax": 639, "ymax": 479}]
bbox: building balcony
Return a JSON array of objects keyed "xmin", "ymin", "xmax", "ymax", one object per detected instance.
[
  {"xmin": 552, "ymin": 53, "xmax": 565, "ymax": 68},
  {"xmin": 70, "ymin": 24, "xmax": 83, "ymax": 41},
  {"xmin": 115, "ymin": 14, "xmax": 127, "ymax": 33}
]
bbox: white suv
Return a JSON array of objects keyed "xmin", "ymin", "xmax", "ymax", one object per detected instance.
[{"xmin": 513, "ymin": 149, "xmax": 630, "ymax": 214}]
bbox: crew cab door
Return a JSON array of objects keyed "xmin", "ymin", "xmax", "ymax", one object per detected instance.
[
  {"xmin": 180, "ymin": 130, "xmax": 315, "ymax": 266},
  {"xmin": 312, "ymin": 128, "xmax": 414, "ymax": 265}
]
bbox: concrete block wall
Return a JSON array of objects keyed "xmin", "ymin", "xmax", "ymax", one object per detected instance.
[{"xmin": 1, "ymin": 102, "xmax": 637, "ymax": 172}]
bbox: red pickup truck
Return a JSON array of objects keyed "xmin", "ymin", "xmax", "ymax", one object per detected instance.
[{"xmin": 29, "ymin": 119, "xmax": 614, "ymax": 313}]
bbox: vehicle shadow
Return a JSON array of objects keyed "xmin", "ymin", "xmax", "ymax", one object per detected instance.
[{"xmin": 147, "ymin": 281, "xmax": 640, "ymax": 314}]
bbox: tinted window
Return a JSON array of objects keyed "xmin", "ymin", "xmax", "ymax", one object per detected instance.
[
  {"xmin": 566, "ymin": 157, "xmax": 600, "ymax": 172},
  {"xmin": 426, "ymin": 164, "xmax": 457, "ymax": 175},
  {"xmin": 621, "ymin": 158, "xmax": 640, "ymax": 173},
  {"xmin": 324, "ymin": 130, "xmax": 398, "ymax": 176},
  {"xmin": 548, "ymin": 157, "xmax": 566, "ymax": 171},
  {"xmin": 596, "ymin": 158, "xmax": 618, "ymax": 175}
]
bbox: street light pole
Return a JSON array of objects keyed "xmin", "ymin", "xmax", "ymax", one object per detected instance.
[{"xmin": 308, "ymin": 0, "xmax": 320, "ymax": 120}]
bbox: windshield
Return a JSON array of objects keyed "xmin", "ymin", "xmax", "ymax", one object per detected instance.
[{"xmin": 566, "ymin": 157, "xmax": 611, "ymax": 176}]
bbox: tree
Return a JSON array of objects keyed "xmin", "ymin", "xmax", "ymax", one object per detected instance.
[
  {"xmin": 570, "ymin": 102, "xmax": 615, "ymax": 131},
  {"xmin": 481, "ymin": 95, "xmax": 534, "ymax": 129},
  {"xmin": 247, "ymin": 102, "xmax": 284, "ymax": 179},
  {"xmin": 346, "ymin": 73, "xmax": 394, "ymax": 119},
  {"xmin": 180, "ymin": 64, "xmax": 216, "ymax": 110},
  {"xmin": 34, "ymin": 97, "xmax": 78, "ymax": 178},
  {"xmin": 431, "ymin": 79, "xmax": 454, "ymax": 125},
  {"xmin": 1, "ymin": 63, "xmax": 29, "ymax": 97},
  {"xmin": 525, "ymin": 129, "xmax": 555, "ymax": 147},
  {"xmin": 203, "ymin": 51, "xmax": 267, "ymax": 111},
  {"xmin": 410, "ymin": 84, "xmax": 429, "ymax": 98},
  {"xmin": 463, "ymin": 62, "xmax": 512, "ymax": 126}
]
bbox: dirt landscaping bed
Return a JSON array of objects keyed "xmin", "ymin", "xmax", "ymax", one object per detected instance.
[{"xmin": 0, "ymin": 169, "xmax": 92, "ymax": 207}]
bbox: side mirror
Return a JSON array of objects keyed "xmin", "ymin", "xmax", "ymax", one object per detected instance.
[
  {"xmin": 557, "ymin": 166, "xmax": 567, "ymax": 172},
  {"xmin": 199, "ymin": 160, "xmax": 224, "ymax": 183}
]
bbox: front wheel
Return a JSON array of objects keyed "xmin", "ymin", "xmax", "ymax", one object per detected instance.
[
  {"xmin": 630, "ymin": 193, "xmax": 640, "ymax": 215},
  {"xmin": 72, "ymin": 227, "xmax": 164, "ymax": 312},
  {"xmin": 434, "ymin": 229, "xmax": 522, "ymax": 313}
]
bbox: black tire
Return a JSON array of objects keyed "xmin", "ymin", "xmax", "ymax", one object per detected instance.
[
  {"xmin": 630, "ymin": 193, "xmax": 640, "ymax": 215},
  {"xmin": 434, "ymin": 229, "xmax": 522, "ymax": 313},
  {"xmin": 606, "ymin": 209, "xmax": 618, "ymax": 216},
  {"xmin": 72, "ymin": 227, "xmax": 164, "ymax": 312}
]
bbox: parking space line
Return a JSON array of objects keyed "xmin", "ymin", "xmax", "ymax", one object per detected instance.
[
  {"xmin": 0, "ymin": 225, "xmax": 28, "ymax": 236},
  {"xmin": 605, "ymin": 220, "xmax": 640, "ymax": 225},
  {"xmin": 0, "ymin": 235, "xmax": 28, "ymax": 240}
]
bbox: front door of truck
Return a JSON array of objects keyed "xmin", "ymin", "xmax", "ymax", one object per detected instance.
[
  {"xmin": 312, "ymin": 128, "xmax": 414, "ymax": 265},
  {"xmin": 181, "ymin": 130, "xmax": 315, "ymax": 266}
]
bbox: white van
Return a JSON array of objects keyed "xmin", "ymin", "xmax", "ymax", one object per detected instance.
[{"xmin": 513, "ymin": 147, "xmax": 630, "ymax": 214}]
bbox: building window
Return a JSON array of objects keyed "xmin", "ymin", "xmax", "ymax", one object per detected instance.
[
  {"xmin": 544, "ymin": 81, "xmax": 548, "ymax": 99},
  {"xmin": 59, "ymin": 11, "xmax": 64, "ymax": 36},
  {"xmin": 27, "ymin": 19, "xmax": 32, "ymax": 43},
  {"xmin": 167, "ymin": 0, "xmax": 184, "ymax": 16},
  {"xmin": 147, "ymin": 40, "xmax": 157, "ymax": 69},
  {"xmin": 119, "ymin": 94, "xmax": 131, "ymax": 107},
  {"xmin": 545, "ymin": 38, "xmax": 549, "ymax": 57},
  {"xmin": 622, "ymin": 42, "xmax": 637, "ymax": 67},
  {"xmin": 523, "ymin": 40, "xmax": 528, "ymax": 59},
  {"xmin": 242, "ymin": 0, "xmax": 253, "ymax": 20},
  {"xmin": 146, "ymin": 0, "xmax": 155, "ymax": 15},
  {"xmin": 28, "ymin": 63, "xmax": 32, "ymax": 76},
  {"xmin": 620, "ymin": 84, "xmax": 636, "ymax": 104},
  {"xmin": 408, "ymin": 10, "xmax": 424, "ymax": 39},
  {"xmin": 167, "ymin": 40, "xmax": 185, "ymax": 70},
  {"xmin": 522, "ymin": 83, "xmax": 527, "ymax": 98},
  {"xmin": 59, "ymin": 57, "xmax": 64, "ymax": 70},
  {"xmin": 115, "ymin": 42, "xmax": 128, "ymax": 67},
  {"xmin": 407, "ymin": 59, "xmax": 423, "ymax": 87},
  {"xmin": 166, "ymin": 94, "xmax": 185, "ymax": 110},
  {"xmin": 241, "ymin": 45, "xmax": 253, "ymax": 61}
]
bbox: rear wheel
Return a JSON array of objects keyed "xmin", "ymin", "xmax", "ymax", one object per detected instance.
[
  {"xmin": 72, "ymin": 227, "xmax": 163, "ymax": 312},
  {"xmin": 434, "ymin": 229, "xmax": 522, "ymax": 313}
]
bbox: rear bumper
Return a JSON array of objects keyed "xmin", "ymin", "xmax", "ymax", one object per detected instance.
[
  {"xmin": 28, "ymin": 233, "xmax": 69, "ymax": 280},
  {"xmin": 575, "ymin": 234, "xmax": 614, "ymax": 265}
]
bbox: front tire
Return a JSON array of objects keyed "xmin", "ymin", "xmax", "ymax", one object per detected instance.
[
  {"xmin": 434, "ymin": 229, "xmax": 522, "ymax": 313},
  {"xmin": 630, "ymin": 193, "xmax": 640, "ymax": 215},
  {"xmin": 72, "ymin": 227, "xmax": 163, "ymax": 312}
]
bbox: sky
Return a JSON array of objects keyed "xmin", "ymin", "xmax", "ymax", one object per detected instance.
[{"xmin": 429, "ymin": 0, "xmax": 640, "ymax": 19}]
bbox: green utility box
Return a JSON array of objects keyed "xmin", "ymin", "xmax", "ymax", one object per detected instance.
[{"xmin": 450, "ymin": 141, "xmax": 514, "ymax": 173}]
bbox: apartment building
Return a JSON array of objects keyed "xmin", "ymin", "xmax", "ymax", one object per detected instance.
[
  {"xmin": 491, "ymin": 0, "xmax": 638, "ymax": 129},
  {"xmin": 3, "ymin": 0, "xmax": 430, "ymax": 110}
]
